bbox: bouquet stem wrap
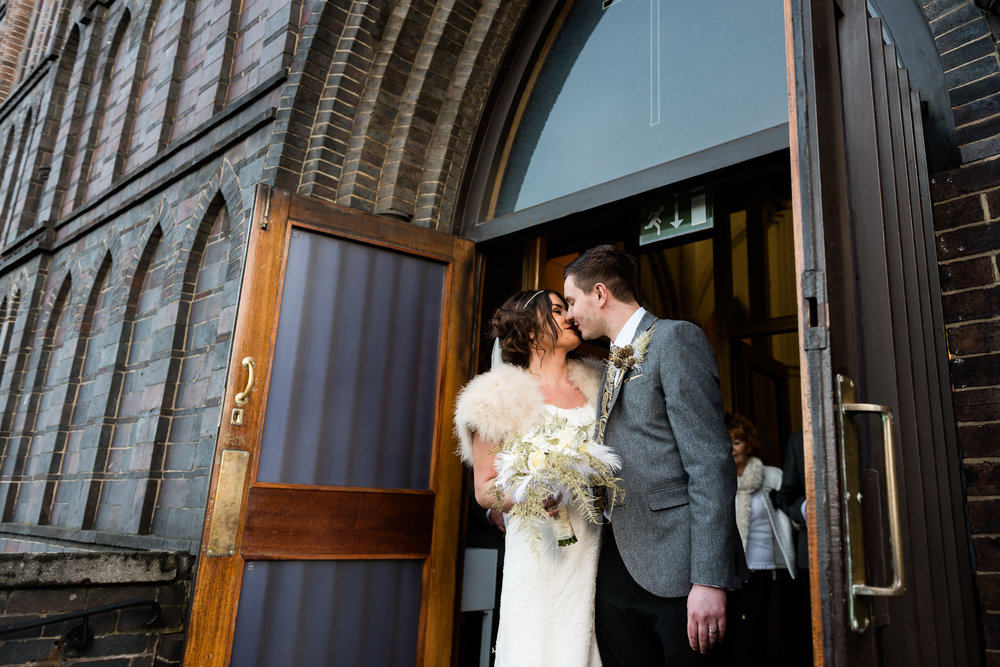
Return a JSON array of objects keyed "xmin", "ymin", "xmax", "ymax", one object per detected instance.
[{"xmin": 553, "ymin": 506, "xmax": 578, "ymax": 547}]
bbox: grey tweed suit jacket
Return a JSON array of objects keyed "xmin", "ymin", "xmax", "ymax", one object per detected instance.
[{"xmin": 602, "ymin": 311, "xmax": 744, "ymax": 598}]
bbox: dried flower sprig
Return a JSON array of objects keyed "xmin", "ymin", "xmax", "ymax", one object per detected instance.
[{"xmin": 490, "ymin": 413, "xmax": 624, "ymax": 554}]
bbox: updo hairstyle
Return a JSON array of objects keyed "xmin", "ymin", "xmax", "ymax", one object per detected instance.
[
  {"xmin": 724, "ymin": 412, "xmax": 759, "ymax": 454},
  {"xmin": 487, "ymin": 289, "xmax": 564, "ymax": 369}
]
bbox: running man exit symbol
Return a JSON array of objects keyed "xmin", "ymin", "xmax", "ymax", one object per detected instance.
[{"xmin": 639, "ymin": 190, "xmax": 714, "ymax": 246}]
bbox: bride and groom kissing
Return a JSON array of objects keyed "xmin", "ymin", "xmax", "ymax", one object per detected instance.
[{"xmin": 455, "ymin": 244, "xmax": 745, "ymax": 667}]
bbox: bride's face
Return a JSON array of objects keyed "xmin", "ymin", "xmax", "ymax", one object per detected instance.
[{"xmin": 540, "ymin": 293, "xmax": 581, "ymax": 352}]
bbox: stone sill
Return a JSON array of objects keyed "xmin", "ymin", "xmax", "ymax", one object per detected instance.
[{"xmin": 0, "ymin": 551, "xmax": 185, "ymax": 588}]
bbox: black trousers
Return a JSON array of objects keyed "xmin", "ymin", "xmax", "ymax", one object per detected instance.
[{"xmin": 595, "ymin": 524, "xmax": 713, "ymax": 667}]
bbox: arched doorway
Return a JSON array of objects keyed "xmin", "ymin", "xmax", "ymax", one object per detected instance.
[{"xmin": 454, "ymin": 0, "xmax": 979, "ymax": 665}]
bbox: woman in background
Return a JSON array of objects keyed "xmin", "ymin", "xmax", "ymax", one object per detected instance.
[{"xmin": 724, "ymin": 412, "xmax": 796, "ymax": 666}]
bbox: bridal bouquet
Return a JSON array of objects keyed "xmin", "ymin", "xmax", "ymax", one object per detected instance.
[{"xmin": 491, "ymin": 413, "xmax": 624, "ymax": 551}]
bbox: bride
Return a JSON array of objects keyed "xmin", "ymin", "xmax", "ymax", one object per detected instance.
[{"xmin": 454, "ymin": 289, "xmax": 605, "ymax": 667}]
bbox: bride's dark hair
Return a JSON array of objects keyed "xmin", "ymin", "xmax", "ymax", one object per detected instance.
[{"xmin": 487, "ymin": 289, "xmax": 565, "ymax": 369}]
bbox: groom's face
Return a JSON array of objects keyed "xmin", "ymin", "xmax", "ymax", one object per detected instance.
[{"xmin": 563, "ymin": 275, "xmax": 602, "ymax": 340}]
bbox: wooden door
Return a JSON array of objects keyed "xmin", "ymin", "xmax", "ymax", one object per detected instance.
[
  {"xmin": 787, "ymin": 0, "xmax": 980, "ymax": 664},
  {"xmin": 183, "ymin": 186, "xmax": 474, "ymax": 666}
]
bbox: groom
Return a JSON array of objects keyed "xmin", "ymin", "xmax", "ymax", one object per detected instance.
[{"xmin": 563, "ymin": 245, "xmax": 743, "ymax": 666}]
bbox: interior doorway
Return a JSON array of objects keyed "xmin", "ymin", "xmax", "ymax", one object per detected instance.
[{"xmin": 456, "ymin": 151, "xmax": 805, "ymax": 664}]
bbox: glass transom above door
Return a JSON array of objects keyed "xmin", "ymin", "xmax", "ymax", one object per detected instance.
[{"xmin": 489, "ymin": 0, "xmax": 788, "ymax": 219}]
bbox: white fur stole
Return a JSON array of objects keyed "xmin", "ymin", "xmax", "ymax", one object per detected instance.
[{"xmin": 453, "ymin": 358, "xmax": 604, "ymax": 465}]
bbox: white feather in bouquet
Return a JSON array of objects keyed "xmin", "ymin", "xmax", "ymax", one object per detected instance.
[{"xmin": 491, "ymin": 413, "xmax": 624, "ymax": 552}]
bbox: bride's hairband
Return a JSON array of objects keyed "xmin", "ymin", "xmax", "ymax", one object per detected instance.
[
  {"xmin": 492, "ymin": 290, "xmax": 545, "ymax": 369},
  {"xmin": 520, "ymin": 290, "xmax": 545, "ymax": 309}
]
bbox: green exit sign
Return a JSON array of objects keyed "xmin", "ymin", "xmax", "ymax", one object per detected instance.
[{"xmin": 639, "ymin": 190, "xmax": 713, "ymax": 246}]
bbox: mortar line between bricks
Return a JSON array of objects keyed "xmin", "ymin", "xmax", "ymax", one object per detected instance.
[
  {"xmin": 945, "ymin": 315, "xmax": 1000, "ymax": 327},
  {"xmin": 951, "ymin": 350, "xmax": 1000, "ymax": 359},
  {"xmin": 939, "ymin": 249, "xmax": 1000, "ymax": 265},
  {"xmin": 941, "ymin": 280, "xmax": 1000, "ymax": 295}
]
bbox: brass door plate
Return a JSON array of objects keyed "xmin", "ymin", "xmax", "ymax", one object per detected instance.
[{"xmin": 206, "ymin": 450, "xmax": 250, "ymax": 556}]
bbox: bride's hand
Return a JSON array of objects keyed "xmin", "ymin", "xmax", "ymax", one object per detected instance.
[{"xmin": 543, "ymin": 496, "xmax": 561, "ymax": 517}]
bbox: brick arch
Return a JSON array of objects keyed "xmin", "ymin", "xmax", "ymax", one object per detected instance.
[
  {"xmin": 2, "ymin": 272, "xmax": 72, "ymax": 523},
  {"xmin": 373, "ymin": 0, "xmax": 520, "ymax": 224},
  {"xmin": 2, "ymin": 108, "xmax": 35, "ymax": 245},
  {"xmin": 333, "ymin": 2, "xmax": 424, "ymax": 212},
  {"xmin": 54, "ymin": 14, "xmax": 108, "ymax": 219},
  {"xmin": 109, "ymin": 0, "xmax": 160, "ymax": 183},
  {"xmin": 170, "ymin": 160, "xmax": 246, "ymax": 279},
  {"xmin": 283, "ymin": 0, "xmax": 529, "ymax": 232},
  {"xmin": 260, "ymin": 1, "xmax": 379, "ymax": 195},
  {"xmin": 0, "ymin": 288, "xmax": 21, "ymax": 396},
  {"xmin": 83, "ymin": 221, "xmax": 166, "ymax": 532},
  {"xmin": 143, "ymin": 188, "xmax": 236, "ymax": 538},
  {"xmin": 412, "ymin": 0, "xmax": 526, "ymax": 230},
  {"xmin": 286, "ymin": 0, "xmax": 392, "ymax": 199},
  {"xmin": 123, "ymin": 0, "xmax": 174, "ymax": 171},
  {"xmin": 335, "ymin": 0, "xmax": 531, "ymax": 221},
  {"xmin": 17, "ymin": 18, "xmax": 75, "ymax": 234},
  {"xmin": 919, "ymin": 2, "xmax": 1000, "ymax": 162},
  {"xmin": 44, "ymin": 251, "xmax": 113, "ymax": 528},
  {"xmin": 82, "ymin": 7, "xmax": 133, "ymax": 202},
  {"xmin": 170, "ymin": 0, "xmax": 242, "ymax": 142},
  {"xmin": 0, "ymin": 126, "xmax": 16, "ymax": 246},
  {"xmin": 40, "ymin": 0, "xmax": 75, "ymax": 58}
]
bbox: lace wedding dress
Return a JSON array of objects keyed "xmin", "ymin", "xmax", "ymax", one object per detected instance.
[{"xmin": 493, "ymin": 404, "xmax": 603, "ymax": 667}]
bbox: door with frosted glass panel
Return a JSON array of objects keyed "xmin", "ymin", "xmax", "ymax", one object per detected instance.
[{"xmin": 184, "ymin": 186, "xmax": 474, "ymax": 666}]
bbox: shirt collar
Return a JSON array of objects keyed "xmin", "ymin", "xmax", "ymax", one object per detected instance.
[{"xmin": 612, "ymin": 307, "xmax": 647, "ymax": 348}]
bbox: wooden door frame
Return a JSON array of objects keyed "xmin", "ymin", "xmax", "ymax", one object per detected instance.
[
  {"xmin": 786, "ymin": 0, "xmax": 856, "ymax": 662},
  {"xmin": 183, "ymin": 185, "xmax": 475, "ymax": 667}
]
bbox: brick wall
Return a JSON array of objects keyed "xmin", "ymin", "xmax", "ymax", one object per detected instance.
[
  {"xmin": 923, "ymin": 0, "xmax": 1000, "ymax": 662},
  {"xmin": 933, "ymin": 159, "xmax": 1000, "ymax": 663},
  {"xmin": 0, "ymin": 552, "xmax": 191, "ymax": 666},
  {"xmin": 0, "ymin": 0, "xmax": 278, "ymax": 554}
]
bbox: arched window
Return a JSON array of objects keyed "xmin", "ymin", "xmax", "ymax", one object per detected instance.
[{"xmin": 464, "ymin": 0, "xmax": 788, "ymax": 236}]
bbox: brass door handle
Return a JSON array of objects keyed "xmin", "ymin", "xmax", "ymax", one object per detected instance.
[
  {"xmin": 842, "ymin": 401, "xmax": 905, "ymax": 597},
  {"xmin": 837, "ymin": 375, "xmax": 906, "ymax": 631},
  {"xmin": 234, "ymin": 357, "xmax": 256, "ymax": 406}
]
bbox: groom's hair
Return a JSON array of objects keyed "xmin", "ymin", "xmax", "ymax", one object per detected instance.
[{"xmin": 564, "ymin": 245, "xmax": 639, "ymax": 304}]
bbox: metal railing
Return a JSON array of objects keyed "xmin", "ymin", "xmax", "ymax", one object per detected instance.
[{"xmin": 0, "ymin": 599, "xmax": 161, "ymax": 657}]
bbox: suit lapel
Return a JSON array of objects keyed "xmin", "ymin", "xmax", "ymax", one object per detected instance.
[{"xmin": 598, "ymin": 311, "xmax": 658, "ymax": 440}]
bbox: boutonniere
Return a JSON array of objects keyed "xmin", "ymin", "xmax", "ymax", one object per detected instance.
[{"xmin": 608, "ymin": 326, "xmax": 654, "ymax": 387}]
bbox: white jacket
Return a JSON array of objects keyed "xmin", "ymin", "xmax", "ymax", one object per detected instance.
[{"xmin": 739, "ymin": 464, "xmax": 797, "ymax": 578}]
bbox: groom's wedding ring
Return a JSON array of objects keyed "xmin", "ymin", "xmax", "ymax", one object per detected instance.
[{"xmin": 707, "ymin": 629, "xmax": 718, "ymax": 635}]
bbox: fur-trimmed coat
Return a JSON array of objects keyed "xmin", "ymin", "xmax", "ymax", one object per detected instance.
[{"xmin": 454, "ymin": 358, "xmax": 605, "ymax": 464}]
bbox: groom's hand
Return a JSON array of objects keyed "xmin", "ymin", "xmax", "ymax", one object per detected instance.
[{"xmin": 687, "ymin": 584, "xmax": 726, "ymax": 653}]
